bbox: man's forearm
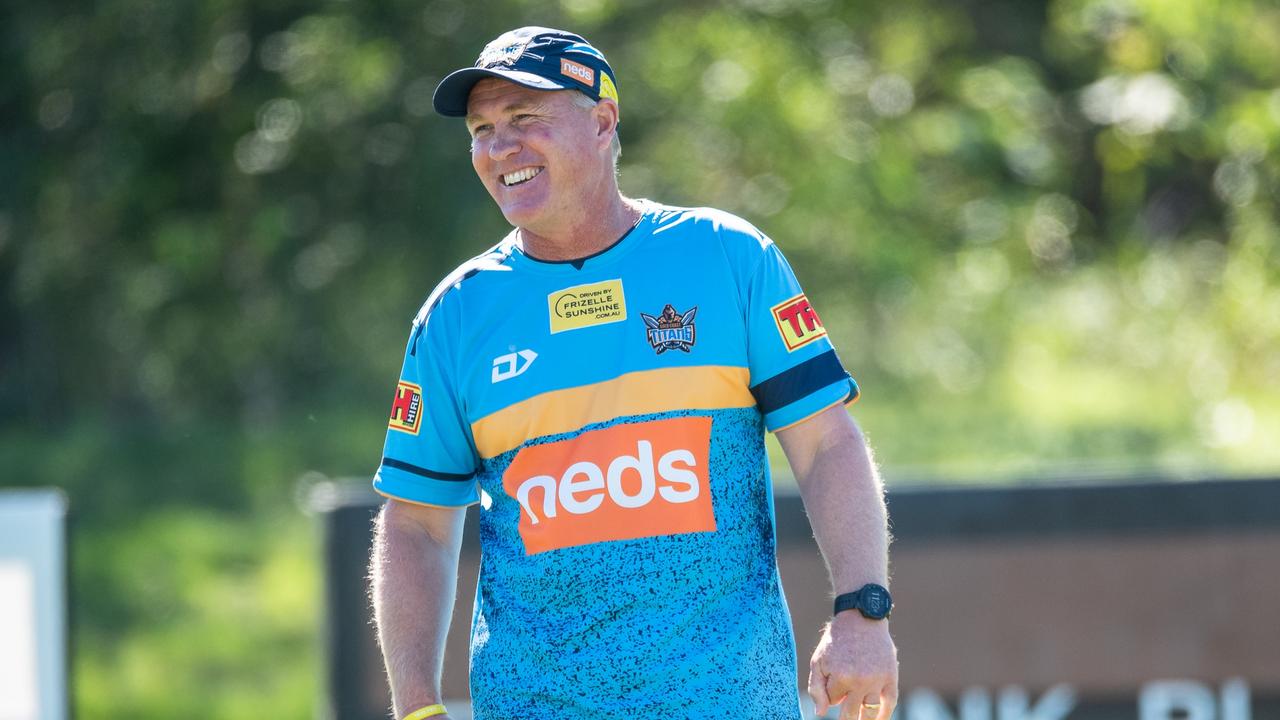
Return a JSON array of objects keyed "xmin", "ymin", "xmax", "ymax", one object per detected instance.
[
  {"xmin": 369, "ymin": 501, "xmax": 464, "ymax": 718},
  {"xmin": 783, "ymin": 409, "xmax": 889, "ymax": 592},
  {"xmin": 781, "ymin": 407, "xmax": 899, "ymax": 717}
]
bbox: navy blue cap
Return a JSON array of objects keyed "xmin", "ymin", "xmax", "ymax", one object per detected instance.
[{"xmin": 432, "ymin": 27, "xmax": 619, "ymax": 117}]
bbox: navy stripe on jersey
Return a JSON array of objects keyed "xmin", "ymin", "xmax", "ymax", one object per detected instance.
[
  {"xmin": 381, "ymin": 457, "xmax": 475, "ymax": 482},
  {"xmin": 749, "ymin": 349, "xmax": 853, "ymax": 415}
]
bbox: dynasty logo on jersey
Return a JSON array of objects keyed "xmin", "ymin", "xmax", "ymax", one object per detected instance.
[
  {"xmin": 771, "ymin": 293, "xmax": 827, "ymax": 351},
  {"xmin": 640, "ymin": 304, "xmax": 697, "ymax": 354},
  {"xmin": 548, "ymin": 279, "xmax": 627, "ymax": 334},
  {"xmin": 388, "ymin": 380, "xmax": 423, "ymax": 434},
  {"xmin": 492, "ymin": 349, "xmax": 538, "ymax": 383},
  {"xmin": 502, "ymin": 416, "xmax": 716, "ymax": 554}
]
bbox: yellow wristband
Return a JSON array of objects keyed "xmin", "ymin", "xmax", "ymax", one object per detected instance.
[{"xmin": 403, "ymin": 704, "xmax": 447, "ymax": 720}]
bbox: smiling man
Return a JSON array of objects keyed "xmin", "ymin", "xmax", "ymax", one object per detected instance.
[{"xmin": 368, "ymin": 27, "xmax": 898, "ymax": 720}]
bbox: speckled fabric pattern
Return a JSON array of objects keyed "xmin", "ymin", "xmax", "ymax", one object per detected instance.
[
  {"xmin": 373, "ymin": 204, "xmax": 858, "ymax": 717},
  {"xmin": 470, "ymin": 407, "xmax": 803, "ymax": 719}
]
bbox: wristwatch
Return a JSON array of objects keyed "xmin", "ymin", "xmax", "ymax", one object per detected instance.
[{"xmin": 833, "ymin": 583, "xmax": 893, "ymax": 620}]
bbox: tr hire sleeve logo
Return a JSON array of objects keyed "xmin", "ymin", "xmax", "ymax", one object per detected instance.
[
  {"xmin": 388, "ymin": 381, "xmax": 423, "ymax": 435},
  {"xmin": 771, "ymin": 293, "xmax": 828, "ymax": 351}
]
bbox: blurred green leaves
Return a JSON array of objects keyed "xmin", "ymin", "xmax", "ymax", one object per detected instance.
[
  {"xmin": 3, "ymin": 0, "xmax": 1280, "ymax": 716},
  {"xmin": 74, "ymin": 510, "xmax": 318, "ymax": 719}
]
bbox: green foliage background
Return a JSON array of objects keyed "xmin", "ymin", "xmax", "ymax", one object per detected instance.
[{"xmin": 2, "ymin": 0, "xmax": 1278, "ymax": 716}]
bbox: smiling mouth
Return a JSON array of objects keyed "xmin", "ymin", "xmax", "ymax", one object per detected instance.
[{"xmin": 502, "ymin": 167, "xmax": 543, "ymax": 186}]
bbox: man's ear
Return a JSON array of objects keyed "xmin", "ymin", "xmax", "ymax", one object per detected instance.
[{"xmin": 593, "ymin": 98, "xmax": 620, "ymax": 148}]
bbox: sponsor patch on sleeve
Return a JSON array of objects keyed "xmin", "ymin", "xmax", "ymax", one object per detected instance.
[
  {"xmin": 388, "ymin": 380, "xmax": 423, "ymax": 435},
  {"xmin": 771, "ymin": 293, "xmax": 828, "ymax": 351},
  {"xmin": 547, "ymin": 279, "xmax": 627, "ymax": 334}
]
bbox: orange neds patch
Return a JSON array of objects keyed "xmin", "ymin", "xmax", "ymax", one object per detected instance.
[
  {"xmin": 560, "ymin": 58, "xmax": 595, "ymax": 86},
  {"xmin": 502, "ymin": 416, "xmax": 716, "ymax": 555}
]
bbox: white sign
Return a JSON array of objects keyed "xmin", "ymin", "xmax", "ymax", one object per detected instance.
[
  {"xmin": 0, "ymin": 490, "xmax": 67, "ymax": 720},
  {"xmin": 0, "ymin": 563, "xmax": 39, "ymax": 719}
]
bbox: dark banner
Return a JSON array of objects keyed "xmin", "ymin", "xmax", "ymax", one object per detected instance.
[{"xmin": 315, "ymin": 477, "xmax": 1280, "ymax": 719}]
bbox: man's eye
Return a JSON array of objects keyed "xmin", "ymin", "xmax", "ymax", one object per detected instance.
[
  {"xmin": 471, "ymin": 125, "xmax": 493, "ymax": 136},
  {"xmin": 513, "ymin": 114, "xmax": 534, "ymax": 122}
]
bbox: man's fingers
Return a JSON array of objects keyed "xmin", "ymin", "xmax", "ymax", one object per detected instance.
[
  {"xmin": 807, "ymin": 662, "xmax": 831, "ymax": 716},
  {"xmin": 859, "ymin": 693, "xmax": 883, "ymax": 720},
  {"xmin": 823, "ymin": 679, "xmax": 863, "ymax": 720},
  {"xmin": 820, "ymin": 661, "xmax": 854, "ymax": 707},
  {"xmin": 877, "ymin": 695, "xmax": 897, "ymax": 720},
  {"xmin": 878, "ymin": 683, "xmax": 899, "ymax": 720},
  {"xmin": 834, "ymin": 693, "xmax": 860, "ymax": 720},
  {"xmin": 852, "ymin": 686, "xmax": 899, "ymax": 720},
  {"xmin": 833, "ymin": 685, "xmax": 892, "ymax": 720}
]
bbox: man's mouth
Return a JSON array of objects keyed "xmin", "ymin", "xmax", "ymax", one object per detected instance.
[{"xmin": 502, "ymin": 167, "xmax": 543, "ymax": 186}]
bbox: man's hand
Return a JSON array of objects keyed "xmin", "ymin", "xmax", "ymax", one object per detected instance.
[{"xmin": 808, "ymin": 612, "xmax": 899, "ymax": 720}]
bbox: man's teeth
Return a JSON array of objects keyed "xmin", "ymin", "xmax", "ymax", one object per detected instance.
[{"xmin": 502, "ymin": 167, "xmax": 542, "ymax": 186}]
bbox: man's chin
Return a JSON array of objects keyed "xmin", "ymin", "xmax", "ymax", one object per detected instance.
[{"xmin": 497, "ymin": 202, "xmax": 544, "ymax": 230}]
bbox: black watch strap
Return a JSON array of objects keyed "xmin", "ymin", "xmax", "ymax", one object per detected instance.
[{"xmin": 833, "ymin": 583, "xmax": 893, "ymax": 619}]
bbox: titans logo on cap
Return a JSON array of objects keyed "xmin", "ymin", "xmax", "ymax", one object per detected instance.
[{"xmin": 477, "ymin": 36, "xmax": 531, "ymax": 68}]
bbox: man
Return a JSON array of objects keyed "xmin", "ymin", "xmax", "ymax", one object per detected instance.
[{"xmin": 369, "ymin": 26, "xmax": 898, "ymax": 720}]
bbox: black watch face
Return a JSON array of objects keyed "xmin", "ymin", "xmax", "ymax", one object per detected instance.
[{"xmin": 862, "ymin": 585, "xmax": 892, "ymax": 618}]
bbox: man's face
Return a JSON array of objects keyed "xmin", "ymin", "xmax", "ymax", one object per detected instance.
[{"xmin": 465, "ymin": 78, "xmax": 604, "ymax": 230}]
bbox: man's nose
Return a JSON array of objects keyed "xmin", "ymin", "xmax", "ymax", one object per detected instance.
[{"xmin": 488, "ymin": 128, "xmax": 520, "ymax": 161}]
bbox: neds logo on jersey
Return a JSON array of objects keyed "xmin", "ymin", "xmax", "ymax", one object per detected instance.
[
  {"xmin": 771, "ymin": 293, "xmax": 828, "ymax": 351},
  {"xmin": 388, "ymin": 380, "xmax": 423, "ymax": 435},
  {"xmin": 502, "ymin": 416, "xmax": 716, "ymax": 555}
]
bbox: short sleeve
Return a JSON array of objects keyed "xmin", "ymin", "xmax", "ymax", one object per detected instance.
[
  {"xmin": 743, "ymin": 241, "xmax": 859, "ymax": 432},
  {"xmin": 373, "ymin": 311, "xmax": 481, "ymax": 507}
]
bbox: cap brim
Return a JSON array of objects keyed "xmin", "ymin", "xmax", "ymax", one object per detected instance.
[{"xmin": 432, "ymin": 67, "xmax": 575, "ymax": 117}]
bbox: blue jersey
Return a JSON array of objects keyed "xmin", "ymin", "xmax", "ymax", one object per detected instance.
[{"xmin": 375, "ymin": 201, "xmax": 858, "ymax": 718}]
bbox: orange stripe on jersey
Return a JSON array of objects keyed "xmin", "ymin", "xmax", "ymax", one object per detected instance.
[
  {"xmin": 503, "ymin": 416, "xmax": 716, "ymax": 555},
  {"xmin": 471, "ymin": 365, "xmax": 754, "ymax": 459}
]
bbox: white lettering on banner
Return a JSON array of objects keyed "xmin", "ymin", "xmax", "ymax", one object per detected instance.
[
  {"xmin": 1222, "ymin": 679, "xmax": 1252, "ymax": 720},
  {"xmin": 904, "ymin": 686, "xmax": 1073, "ymax": 720},
  {"xmin": 891, "ymin": 680, "xmax": 1253, "ymax": 720},
  {"xmin": 1141, "ymin": 679, "xmax": 1252, "ymax": 720},
  {"xmin": 1000, "ymin": 685, "xmax": 1077, "ymax": 720},
  {"xmin": 962, "ymin": 687, "xmax": 993, "ymax": 720},
  {"xmin": 904, "ymin": 688, "xmax": 960, "ymax": 720},
  {"xmin": 1141, "ymin": 681, "xmax": 1215, "ymax": 720}
]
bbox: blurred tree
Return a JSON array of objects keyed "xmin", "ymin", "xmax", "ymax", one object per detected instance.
[{"xmin": 2, "ymin": 0, "xmax": 1278, "ymax": 716}]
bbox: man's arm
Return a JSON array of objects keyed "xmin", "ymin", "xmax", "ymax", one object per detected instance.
[
  {"xmin": 369, "ymin": 498, "xmax": 467, "ymax": 719},
  {"xmin": 777, "ymin": 405, "xmax": 899, "ymax": 720}
]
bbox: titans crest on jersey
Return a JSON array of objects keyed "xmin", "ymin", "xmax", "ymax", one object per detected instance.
[{"xmin": 374, "ymin": 201, "xmax": 858, "ymax": 718}]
